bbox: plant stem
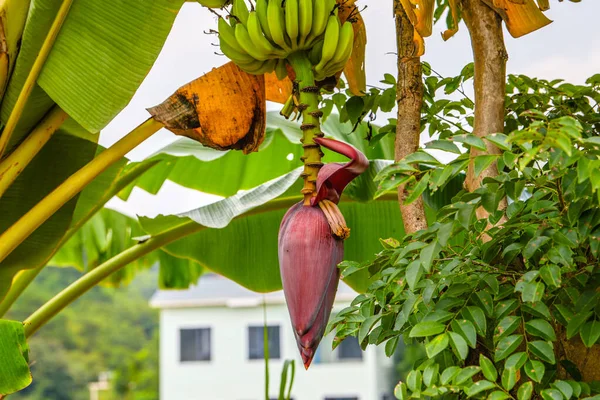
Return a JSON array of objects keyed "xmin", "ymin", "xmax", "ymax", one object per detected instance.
[
  {"xmin": 0, "ymin": 118, "xmax": 162, "ymax": 265},
  {"xmin": 0, "ymin": 0, "xmax": 74, "ymax": 159},
  {"xmin": 393, "ymin": 1, "xmax": 428, "ymax": 234},
  {"xmin": 462, "ymin": 0, "xmax": 508, "ymax": 224},
  {"xmin": 286, "ymin": 52, "xmax": 323, "ymax": 205},
  {"xmin": 0, "ymin": 106, "xmax": 68, "ymax": 198},
  {"xmin": 23, "ymin": 192, "xmax": 398, "ymax": 337},
  {"xmin": 0, "ymin": 266, "xmax": 44, "ymax": 318}
]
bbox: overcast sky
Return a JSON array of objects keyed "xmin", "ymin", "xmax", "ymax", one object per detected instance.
[{"xmin": 104, "ymin": 1, "xmax": 600, "ymax": 217}]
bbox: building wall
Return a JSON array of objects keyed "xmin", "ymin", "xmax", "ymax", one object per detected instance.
[{"xmin": 159, "ymin": 302, "xmax": 394, "ymax": 400}]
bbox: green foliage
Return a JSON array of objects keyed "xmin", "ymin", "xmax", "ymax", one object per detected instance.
[
  {"xmin": 330, "ymin": 71, "xmax": 600, "ymax": 400},
  {"xmin": 7, "ymin": 267, "xmax": 158, "ymax": 400},
  {"xmin": 0, "ymin": 320, "xmax": 31, "ymax": 395}
]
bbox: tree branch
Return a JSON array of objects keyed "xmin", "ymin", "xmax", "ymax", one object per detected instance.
[
  {"xmin": 394, "ymin": 1, "xmax": 428, "ymax": 234},
  {"xmin": 461, "ymin": 0, "xmax": 508, "ymax": 222}
]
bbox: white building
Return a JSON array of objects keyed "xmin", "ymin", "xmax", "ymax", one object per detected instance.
[{"xmin": 150, "ymin": 274, "xmax": 396, "ymax": 400}]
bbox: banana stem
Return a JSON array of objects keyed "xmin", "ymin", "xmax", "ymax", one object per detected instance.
[
  {"xmin": 0, "ymin": 0, "xmax": 74, "ymax": 159},
  {"xmin": 286, "ymin": 52, "xmax": 323, "ymax": 205},
  {"xmin": 0, "ymin": 107, "xmax": 68, "ymax": 199},
  {"xmin": 0, "ymin": 118, "xmax": 162, "ymax": 265},
  {"xmin": 0, "ymin": 266, "xmax": 44, "ymax": 318}
]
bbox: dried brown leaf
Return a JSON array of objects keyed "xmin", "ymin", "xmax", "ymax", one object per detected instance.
[
  {"xmin": 148, "ymin": 62, "xmax": 265, "ymax": 154},
  {"xmin": 337, "ymin": 0, "xmax": 367, "ymax": 95},
  {"xmin": 483, "ymin": 0, "xmax": 552, "ymax": 38},
  {"xmin": 442, "ymin": 0, "xmax": 461, "ymax": 41},
  {"xmin": 265, "ymin": 71, "xmax": 293, "ymax": 104}
]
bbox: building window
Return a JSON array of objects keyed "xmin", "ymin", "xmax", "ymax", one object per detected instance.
[
  {"xmin": 337, "ymin": 337, "xmax": 363, "ymax": 360},
  {"xmin": 248, "ymin": 325, "xmax": 280, "ymax": 359},
  {"xmin": 180, "ymin": 328, "xmax": 211, "ymax": 362}
]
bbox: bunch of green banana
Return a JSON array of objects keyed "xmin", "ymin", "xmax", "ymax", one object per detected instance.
[
  {"xmin": 196, "ymin": 0, "xmax": 230, "ymax": 9},
  {"xmin": 312, "ymin": 16, "xmax": 354, "ymax": 81},
  {"xmin": 218, "ymin": 0, "xmax": 349, "ymax": 77}
]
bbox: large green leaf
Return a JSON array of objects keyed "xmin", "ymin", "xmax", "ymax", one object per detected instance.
[
  {"xmin": 0, "ymin": 132, "xmax": 97, "ymax": 299},
  {"xmin": 121, "ymin": 113, "xmax": 393, "ymax": 199},
  {"xmin": 1, "ymin": 0, "xmax": 185, "ymax": 145},
  {"xmin": 0, "ymin": 320, "xmax": 31, "ymax": 395}
]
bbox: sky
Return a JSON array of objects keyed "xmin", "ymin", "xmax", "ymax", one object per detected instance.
[{"xmin": 103, "ymin": 1, "xmax": 600, "ymax": 217}]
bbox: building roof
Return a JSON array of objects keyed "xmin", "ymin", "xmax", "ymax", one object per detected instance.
[{"xmin": 150, "ymin": 274, "xmax": 358, "ymax": 309}]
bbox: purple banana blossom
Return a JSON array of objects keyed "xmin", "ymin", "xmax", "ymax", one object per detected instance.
[{"xmin": 278, "ymin": 137, "xmax": 369, "ymax": 369}]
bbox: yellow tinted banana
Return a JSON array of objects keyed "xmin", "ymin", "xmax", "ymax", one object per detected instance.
[
  {"xmin": 232, "ymin": 0, "xmax": 250, "ymax": 25},
  {"xmin": 255, "ymin": 0, "xmax": 273, "ymax": 41},
  {"xmin": 247, "ymin": 12, "xmax": 282, "ymax": 57},
  {"xmin": 275, "ymin": 58, "xmax": 288, "ymax": 80},
  {"xmin": 218, "ymin": 17, "xmax": 246, "ymax": 54},
  {"xmin": 239, "ymin": 58, "xmax": 277, "ymax": 75},
  {"xmin": 298, "ymin": 0, "xmax": 312, "ymax": 46},
  {"xmin": 285, "ymin": 0, "xmax": 299, "ymax": 48},
  {"xmin": 267, "ymin": 0, "xmax": 290, "ymax": 51},
  {"xmin": 235, "ymin": 23, "xmax": 270, "ymax": 61},
  {"xmin": 329, "ymin": 21, "xmax": 354, "ymax": 66},
  {"xmin": 220, "ymin": 37, "xmax": 257, "ymax": 64},
  {"xmin": 314, "ymin": 15, "xmax": 340, "ymax": 73}
]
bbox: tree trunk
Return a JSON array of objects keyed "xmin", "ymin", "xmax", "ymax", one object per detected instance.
[
  {"xmin": 461, "ymin": 0, "xmax": 508, "ymax": 221},
  {"xmin": 394, "ymin": 0, "xmax": 428, "ymax": 234}
]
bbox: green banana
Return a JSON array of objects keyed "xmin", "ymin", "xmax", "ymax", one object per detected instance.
[
  {"xmin": 247, "ymin": 12, "xmax": 281, "ymax": 57},
  {"xmin": 308, "ymin": 38, "xmax": 324, "ymax": 65},
  {"xmin": 232, "ymin": 0, "xmax": 250, "ymax": 25},
  {"xmin": 275, "ymin": 58, "xmax": 288, "ymax": 80},
  {"xmin": 220, "ymin": 37, "xmax": 257, "ymax": 64},
  {"xmin": 329, "ymin": 21, "xmax": 354, "ymax": 66},
  {"xmin": 218, "ymin": 17, "xmax": 246, "ymax": 54},
  {"xmin": 297, "ymin": 0, "xmax": 312, "ymax": 46},
  {"xmin": 305, "ymin": 0, "xmax": 328, "ymax": 45},
  {"xmin": 267, "ymin": 0, "xmax": 290, "ymax": 51},
  {"xmin": 285, "ymin": 0, "xmax": 299, "ymax": 48},
  {"xmin": 196, "ymin": 0, "xmax": 229, "ymax": 8},
  {"xmin": 235, "ymin": 23, "xmax": 271, "ymax": 61},
  {"xmin": 238, "ymin": 58, "xmax": 277, "ymax": 75},
  {"xmin": 314, "ymin": 15, "xmax": 340, "ymax": 73},
  {"xmin": 255, "ymin": 0, "xmax": 273, "ymax": 42}
]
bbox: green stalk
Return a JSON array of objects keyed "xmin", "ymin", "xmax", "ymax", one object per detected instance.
[
  {"xmin": 286, "ymin": 52, "xmax": 323, "ymax": 205},
  {"xmin": 0, "ymin": 266, "xmax": 44, "ymax": 317},
  {"xmin": 0, "ymin": 0, "xmax": 74, "ymax": 159},
  {"xmin": 23, "ymin": 193, "xmax": 398, "ymax": 337},
  {"xmin": 0, "ymin": 118, "xmax": 162, "ymax": 266}
]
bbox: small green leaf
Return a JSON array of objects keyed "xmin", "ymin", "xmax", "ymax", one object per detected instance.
[
  {"xmin": 505, "ymin": 352, "xmax": 527, "ymax": 370},
  {"xmin": 495, "ymin": 334, "xmax": 523, "ymax": 362},
  {"xmin": 466, "ymin": 380, "xmax": 496, "ymax": 397},
  {"xmin": 494, "ymin": 299, "xmax": 519, "ymax": 321},
  {"xmin": 474, "ymin": 291, "xmax": 494, "ymax": 317},
  {"xmin": 405, "ymin": 259, "xmax": 423, "ymax": 289},
  {"xmin": 494, "ymin": 316, "xmax": 520, "ymax": 343},
  {"xmin": 567, "ymin": 312, "xmax": 593, "ymax": 339},
  {"xmin": 518, "ymin": 382, "xmax": 534, "ymax": 400},
  {"xmin": 425, "ymin": 333, "xmax": 450, "ymax": 358},
  {"xmin": 426, "ymin": 139, "xmax": 462, "ymax": 154},
  {"xmin": 394, "ymin": 381, "xmax": 408, "ymax": 400},
  {"xmin": 420, "ymin": 240, "xmax": 440, "ymax": 273},
  {"xmin": 455, "ymin": 366, "xmax": 482, "ymax": 385},
  {"xmin": 521, "ymin": 281, "xmax": 546, "ymax": 303},
  {"xmin": 552, "ymin": 380, "xmax": 573, "ymax": 399},
  {"xmin": 358, "ymin": 315, "xmax": 381, "ymax": 344},
  {"xmin": 448, "ymin": 331, "xmax": 469, "ymax": 360},
  {"xmin": 541, "ymin": 388, "xmax": 563, "ymax": 400},
  {"xmin": 580, "ymin": 320, "xmax": 600, "ymax": 348},
  {"xmin": 479, "ymin": 355, "xmax": 498, "ymax": 382},
  {"xmin": 539, "ymin": 264, "xmax": 562, "ymax": 287},
  {"xmin": 525, "ymin": 360, "xmax": 545, "ymax": 383},
  {"xmin": 423, "ymin": 363, "xmax": 439, "ymax": 387},
  {"xmin": 452, "ymin": 319, "xmax": 477, "ymax": 348},
  {"xmin": 523, "ymin": 236, "xmax": 551, "ymax": 259},
  {"xmin": 485, "ymin": 133, "xmax": 512, "ymax": 151},
  {"xmin": 440, "ymin": 366, "xmax": 461, "ymax": 385},
  {"xmin": 410, "ymin": 321, "xmax": 445, "ymax": 338},
  {"xmin": 463, "ymin": 306, "xmax": 487, "ymax": 337},
  {"xmin": 525, "ymin": 319, "xmax": 557, "ymax": 341},
  {"xmin": 489, "ymin": 390, "xmax": 511, "ymax": 400},
  {"xmin": 502, "ymin": 367, "xmax": 518, "ymax": 391},
  {"xmin": 528, "ymin": 341, "xmax": 556, "ymax": 364},
  {"xmin": 473, "ymin": 155, "xmax": 499, "ymax": 178},
  {"xmin": 404, "ymin": 173, "xmax": 431, "ymax": 205},
  {"xmin": 407, "ymin": 370, "xmax": 422, "ymax": 392},
  {"xmin": 452, "ymin": 134, "xmax": 488, "ymax": 151}
]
